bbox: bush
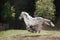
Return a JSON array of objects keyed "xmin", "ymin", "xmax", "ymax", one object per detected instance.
[
  {"xmin": 1, "ymin": 0, "xmax": 11, "ymax": 22},
  {"xmin": 1, "ymin": 0, "xmax": 15, "ymax": 22},
  {"xmin": 34, "ymin": 0, "xmax": 55, "ymax": 20}
]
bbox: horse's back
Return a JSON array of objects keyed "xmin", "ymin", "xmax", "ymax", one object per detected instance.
[{"xmin": 32, "ymin": 17, "xmax": 44, "ymax": 22}]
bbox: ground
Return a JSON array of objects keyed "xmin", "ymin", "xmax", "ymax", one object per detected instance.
[{"xmin": 0, "ymin": 29, "xmax": 60, "ymax": 40}]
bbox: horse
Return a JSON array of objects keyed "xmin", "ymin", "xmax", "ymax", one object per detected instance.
[{"xmin": 19, "ymin": 11, "xmax": 55, "ymax": 33}]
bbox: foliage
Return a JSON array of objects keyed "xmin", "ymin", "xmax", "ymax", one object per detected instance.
[
  {"xmin": 34, "ymin": 0, "xmax": 55, "ymax": 20},
  {"xmin": 1, "ymin": 1, "xmax": 10, "ymax": 21},
  {"xmin": 1, "ymin": 0, "xmax": 15, "ymax": 22}
]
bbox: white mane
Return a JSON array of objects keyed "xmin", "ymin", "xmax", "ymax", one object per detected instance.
[{"xmin": 21, "ymin": 12, "xmax": 32, "ymax": 19}]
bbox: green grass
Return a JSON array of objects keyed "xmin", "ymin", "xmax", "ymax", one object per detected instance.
[
  {"xmin": 0, "ymin": 29, "xmax": 60, "ymax": 37},
  {"xmin": 0, "ymin": 30, "xmax": 60, "ymax": 36},
  {"xmin": 40, "ymin": 30, "xmax": 60, "ymax": 35},
  {"xmin": 0, "ymin": 30, "xmax": 27, "ymax": 37},
  {"xmin": 0, "ymin": 29, "xmax": 60, "ymax": 40}
]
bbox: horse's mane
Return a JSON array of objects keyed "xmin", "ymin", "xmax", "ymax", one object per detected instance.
[{"xmin": 21, "ymin": 12, "xmax": 32, "ymax": 19}]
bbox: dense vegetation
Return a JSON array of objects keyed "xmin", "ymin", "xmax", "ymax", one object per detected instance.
[{"xmin": 34, "ymin": 0, "xmax": 55, "ymax": 20}]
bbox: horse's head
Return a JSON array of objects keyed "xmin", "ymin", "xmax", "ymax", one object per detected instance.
[
  {"xmin": 19, "ymin": 11, "xmax": 29, "ymax": 20},
  {"xmin": 19, "ymin": 13, "xmax": 23, "ymax": 20},
  {"xmin": 19, "ymin": 11, "xmax": 32, "ymax": 20}
]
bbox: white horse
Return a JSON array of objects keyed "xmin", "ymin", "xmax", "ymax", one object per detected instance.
[{"xmin": 19, "ymin": 11, "xmax": 55, "ymax": 33}]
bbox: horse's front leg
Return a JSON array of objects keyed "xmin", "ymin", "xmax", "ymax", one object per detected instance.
[{"xmin": 26, "ymin": 25, "xmax": 30, "ymax": 31}]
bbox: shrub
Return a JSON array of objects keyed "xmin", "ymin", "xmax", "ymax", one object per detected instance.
[{"xmin": 34, "ymin": 0, "xmax": 55, "ymax": 20}]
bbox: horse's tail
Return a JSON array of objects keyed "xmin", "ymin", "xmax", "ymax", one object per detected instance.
[
  {"xmin": 50, "ymin": 21, "xmax": 55, "ymax": 27},
  {"xmin": 44, "ymin": 19, "xmax": 55, "ymax": 27}
]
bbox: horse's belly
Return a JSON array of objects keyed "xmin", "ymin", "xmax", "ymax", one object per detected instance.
[
  {"xmin": 24, "ymin": 19, "xmax": 39, "ymax": 26},
  {"xmin": 29, "ymin": 21, "xmax": 38, "ymax": 26}
]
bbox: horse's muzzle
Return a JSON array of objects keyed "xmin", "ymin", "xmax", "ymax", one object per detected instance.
[{"xmin": 19, "ymin": 17, "xmax": 22, "ymax": 20}]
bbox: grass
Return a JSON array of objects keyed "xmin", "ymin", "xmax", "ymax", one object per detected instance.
[
  {"xmin": 0, "ymin": 29, "xmax": 60, "ymax": 40},
  {"xmin": 40, "ymin": 30, "xmax": 60, "ymax": 35},
  {"xmin": 0, "ymin": 29, "xmax": 60, "ymax": 37},
  {"xmin": 0, "ymin": 30, "xmax": 27, "ymax": 37}
]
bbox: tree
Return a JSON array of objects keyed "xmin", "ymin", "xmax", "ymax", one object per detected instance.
[{"xmin": 34, "ymin": 0, "xmax": 55, "ymax": 20}]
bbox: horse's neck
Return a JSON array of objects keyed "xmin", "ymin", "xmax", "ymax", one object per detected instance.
[
  {"xmin": 26, "ymin": 14, "xmax": 32, "ymax": 19},
  {"xmin": 23, "ymin": 15, "xmax": 31, "ymax": 24},
  {"xmin": 23, "ymin": 15, "xmax": 32, "ymax": 21},
  {"xmin": 28, "ymin": 15, "xmax": 32, "ymax": 19}
]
